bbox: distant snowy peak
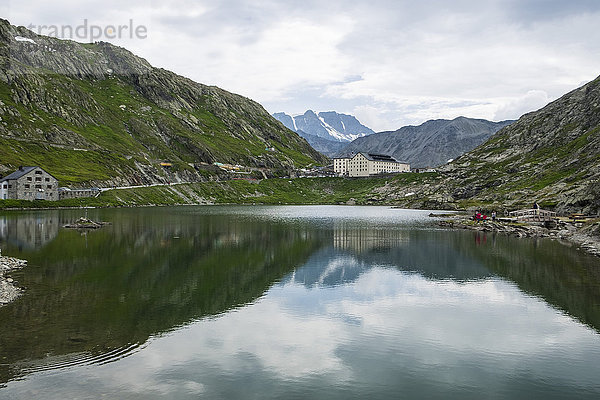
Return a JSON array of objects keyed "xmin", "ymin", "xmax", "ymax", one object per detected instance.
[
  {"xmin": 272, "ymin": 112, "xmax": 296, "ymax": 132},
  {"xmin": 273, "ymin": 110, "xmax": 375, "ymax": 143}
]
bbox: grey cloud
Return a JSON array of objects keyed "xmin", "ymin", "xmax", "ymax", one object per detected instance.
[
  {"xmin": 7, "ymin": 0, "xmax": 600, "ymax": 130},
  {"xmin": 501, "ymin": 0, "xmax": 600, "ymax": 23}
]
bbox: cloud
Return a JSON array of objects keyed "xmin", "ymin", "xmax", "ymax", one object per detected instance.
[
  {"xmin": 6, "ymin": 265, "xmax": 600, "ymax": 398},
  {"xmin": 494, "ymin": 90, "xmax": 550, "ymax": 121},
  {"xmin": 6, "ymin": 0, "xmax": 600, "ymax": 130},
  {"xmin": 352, "ymin": 105, "xmax": 386, "ymax": 132}
]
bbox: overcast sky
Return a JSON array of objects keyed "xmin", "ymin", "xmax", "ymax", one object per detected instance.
[{"xmin": 4, "ymin": 0, "xmax": 600, "ymax": 131}]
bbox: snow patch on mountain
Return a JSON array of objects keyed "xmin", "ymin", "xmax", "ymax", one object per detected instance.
[
  {"xmin": 317, "ymin": 115, "xmax": 348, "ymax": 142},
  {"xmin": 15, "ymin": 36, "xmax": 36, "ymax": 44},
  {"xmin": 273, "ymin": 110, "xmax": 375, "ymax": 144}
]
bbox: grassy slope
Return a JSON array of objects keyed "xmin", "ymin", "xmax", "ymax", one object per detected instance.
[
  {"xmin": 0, "ymin": 73, "xmax": 322, "ymax": 185},
  {"xmin": 0, "ymin": 22, "xmax": 326, "ymax": 185},
  {"xmin": 0, "ymin": 174, "xmax": 441, "ymax": 209}
]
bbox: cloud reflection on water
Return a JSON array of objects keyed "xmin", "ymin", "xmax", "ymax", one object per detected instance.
[{"xmin": 10, "ymin": 257, "xmax": 599, "ymax": 399}]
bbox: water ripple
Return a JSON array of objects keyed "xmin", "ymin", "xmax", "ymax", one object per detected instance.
[{"xmin": 15, "ymin": 342, "xmax": 144, "ymax": 375}]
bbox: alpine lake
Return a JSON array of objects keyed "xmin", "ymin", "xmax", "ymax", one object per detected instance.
[{"xmin": 1, "ymin": 205, "xmax": 600, "ymax": 399}]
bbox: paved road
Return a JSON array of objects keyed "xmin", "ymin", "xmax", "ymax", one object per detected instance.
[{"xmin": 98, "ymin": 182, "xmax": 193, "ymax": 192}]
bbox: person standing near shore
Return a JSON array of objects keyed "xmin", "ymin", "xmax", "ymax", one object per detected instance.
[{"xmin": 492, "ymin": 211, "xmax": 497, "ymax": 221}]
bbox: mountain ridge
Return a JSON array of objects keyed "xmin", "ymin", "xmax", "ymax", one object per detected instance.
[
  {"xmin": 442, "ymin": 75, "xmax": 600, "ymax": 214},
  {"xmin": 274, "ymin": 110, "xmax": 374, "ymax": 142},
  {"xmin": 0, "ymin": 19, "xmax": 327, "ymax": 186},
  {"xmin": 338, "ymin": 116, "xmax": 513, "ymax": 168},
  {"xmin": 294, "ymin": 131, "xmax": 347, "ymax": 156},
  {"xmin": 273, "ymin": 110, "xmax": 374, "ymax": 156}
]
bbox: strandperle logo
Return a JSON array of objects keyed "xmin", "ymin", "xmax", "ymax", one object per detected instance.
[{"xmin": 25, "ymin": 19, "xmax": 148, "ymax": 41}]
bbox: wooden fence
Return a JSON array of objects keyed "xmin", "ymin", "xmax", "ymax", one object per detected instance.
[{"xmin": 508, "ymin": 208, "xmax": 557, "ymax": 222}]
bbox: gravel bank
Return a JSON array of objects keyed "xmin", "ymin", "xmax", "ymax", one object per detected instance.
[{"xmin": 0, "ymin": 255, "xmax": 28, "ymax": 306}]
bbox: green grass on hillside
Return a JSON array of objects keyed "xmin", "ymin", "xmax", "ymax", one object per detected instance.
[
  {"xmin": 0, "ymin": 174, "xmax": 440, "ymax": 209},
  {"xmin": 0, "ymin": 70, "xmax": 323, "ymax": 188},
  {"xmin": 101, "ymin": 174, "xmax": 438, "ymax": 206},
  {"xmin": 0, "ymin": 138, "xmax": 127, "ymax": 184}
]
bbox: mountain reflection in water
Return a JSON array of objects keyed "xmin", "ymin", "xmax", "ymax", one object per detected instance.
[
  {"xmin": 0, "ymin": 207, "xmax": 322, "ymax": 383},
  {"xmin": 0, "ymin": 206, "xmax": 599, "ymax": 398}
]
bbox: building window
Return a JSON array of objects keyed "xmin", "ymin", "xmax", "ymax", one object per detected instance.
[
  {"xmin": 35, "ymin": 184, "xmax": 42, "ymax": 189},
  {"xmin": 45, "ymin": 178, "xmax": 50, "ymax": 182},
  {"xmin": 27, "ymin": 177, "xmax": 32, "ymax": 181},
  {"xmin": 35, "ymin": 171, "xmax": 42, "ymax": 174},
  {"xmin": 35, "ymin": 177, "xmax": 41, "ymax": 181},
  {"xmin": 25, "ymin": 184, "xmax": 30, "ymax": 189},
  {"xmin": 47, "ymin": 185, "xmax": 52, "ymax": 189}
]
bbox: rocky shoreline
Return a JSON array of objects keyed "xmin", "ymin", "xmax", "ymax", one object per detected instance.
[
  {"xmin": 0, "ymin": 255, "xmax": 28, "ymax": 306},
  {"xmin": 438, "ymin": 216, "xmax": 600, "ymax": 257}
]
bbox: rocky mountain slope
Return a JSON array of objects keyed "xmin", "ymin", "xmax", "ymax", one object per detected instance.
[
  {"xmin": 0, "ymin": 19, "xmax": 326, "ymax": 186},
  {"xmin": 444, "ymin": 76, "xmax": 600, "ymax": 214},
  {"xmin": 273, "ymin": 110, "xmax": 374, "ymax": 156},
  {"xmin": 292, "ymin": 133, "xmax": 346, "ymax": 157},
  {"xmin": 339, "ymin": 117, "xmax": 513, "ymax": 168}
]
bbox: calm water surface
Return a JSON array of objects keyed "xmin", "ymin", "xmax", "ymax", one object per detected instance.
[{"xmin": 1, "ymin": 205, "xmax": 600, "ymax": 399}]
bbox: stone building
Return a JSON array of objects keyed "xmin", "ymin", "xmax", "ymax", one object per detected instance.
[
  {"xmin": 58, "ymin": 187, "xmax": 101, "ymax": 200},
  {"xmin": 0, "ymin": 179, "xmax": 6, "ymax": 200},
  {"xmin": 0, "ymin": 211, "xmax": 60, "ymax": 249},
  {"xmin": 333, "ymin": 153, "xmax": 410, "ymax": 177},
  {"xmin": 0, "ymin": 166, "xmax": 59, "ymax": 201}
]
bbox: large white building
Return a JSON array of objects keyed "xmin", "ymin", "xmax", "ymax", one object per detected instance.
[{"xmin": 333, "ymin": 153, "xmax": 410, "ymax": 177}]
